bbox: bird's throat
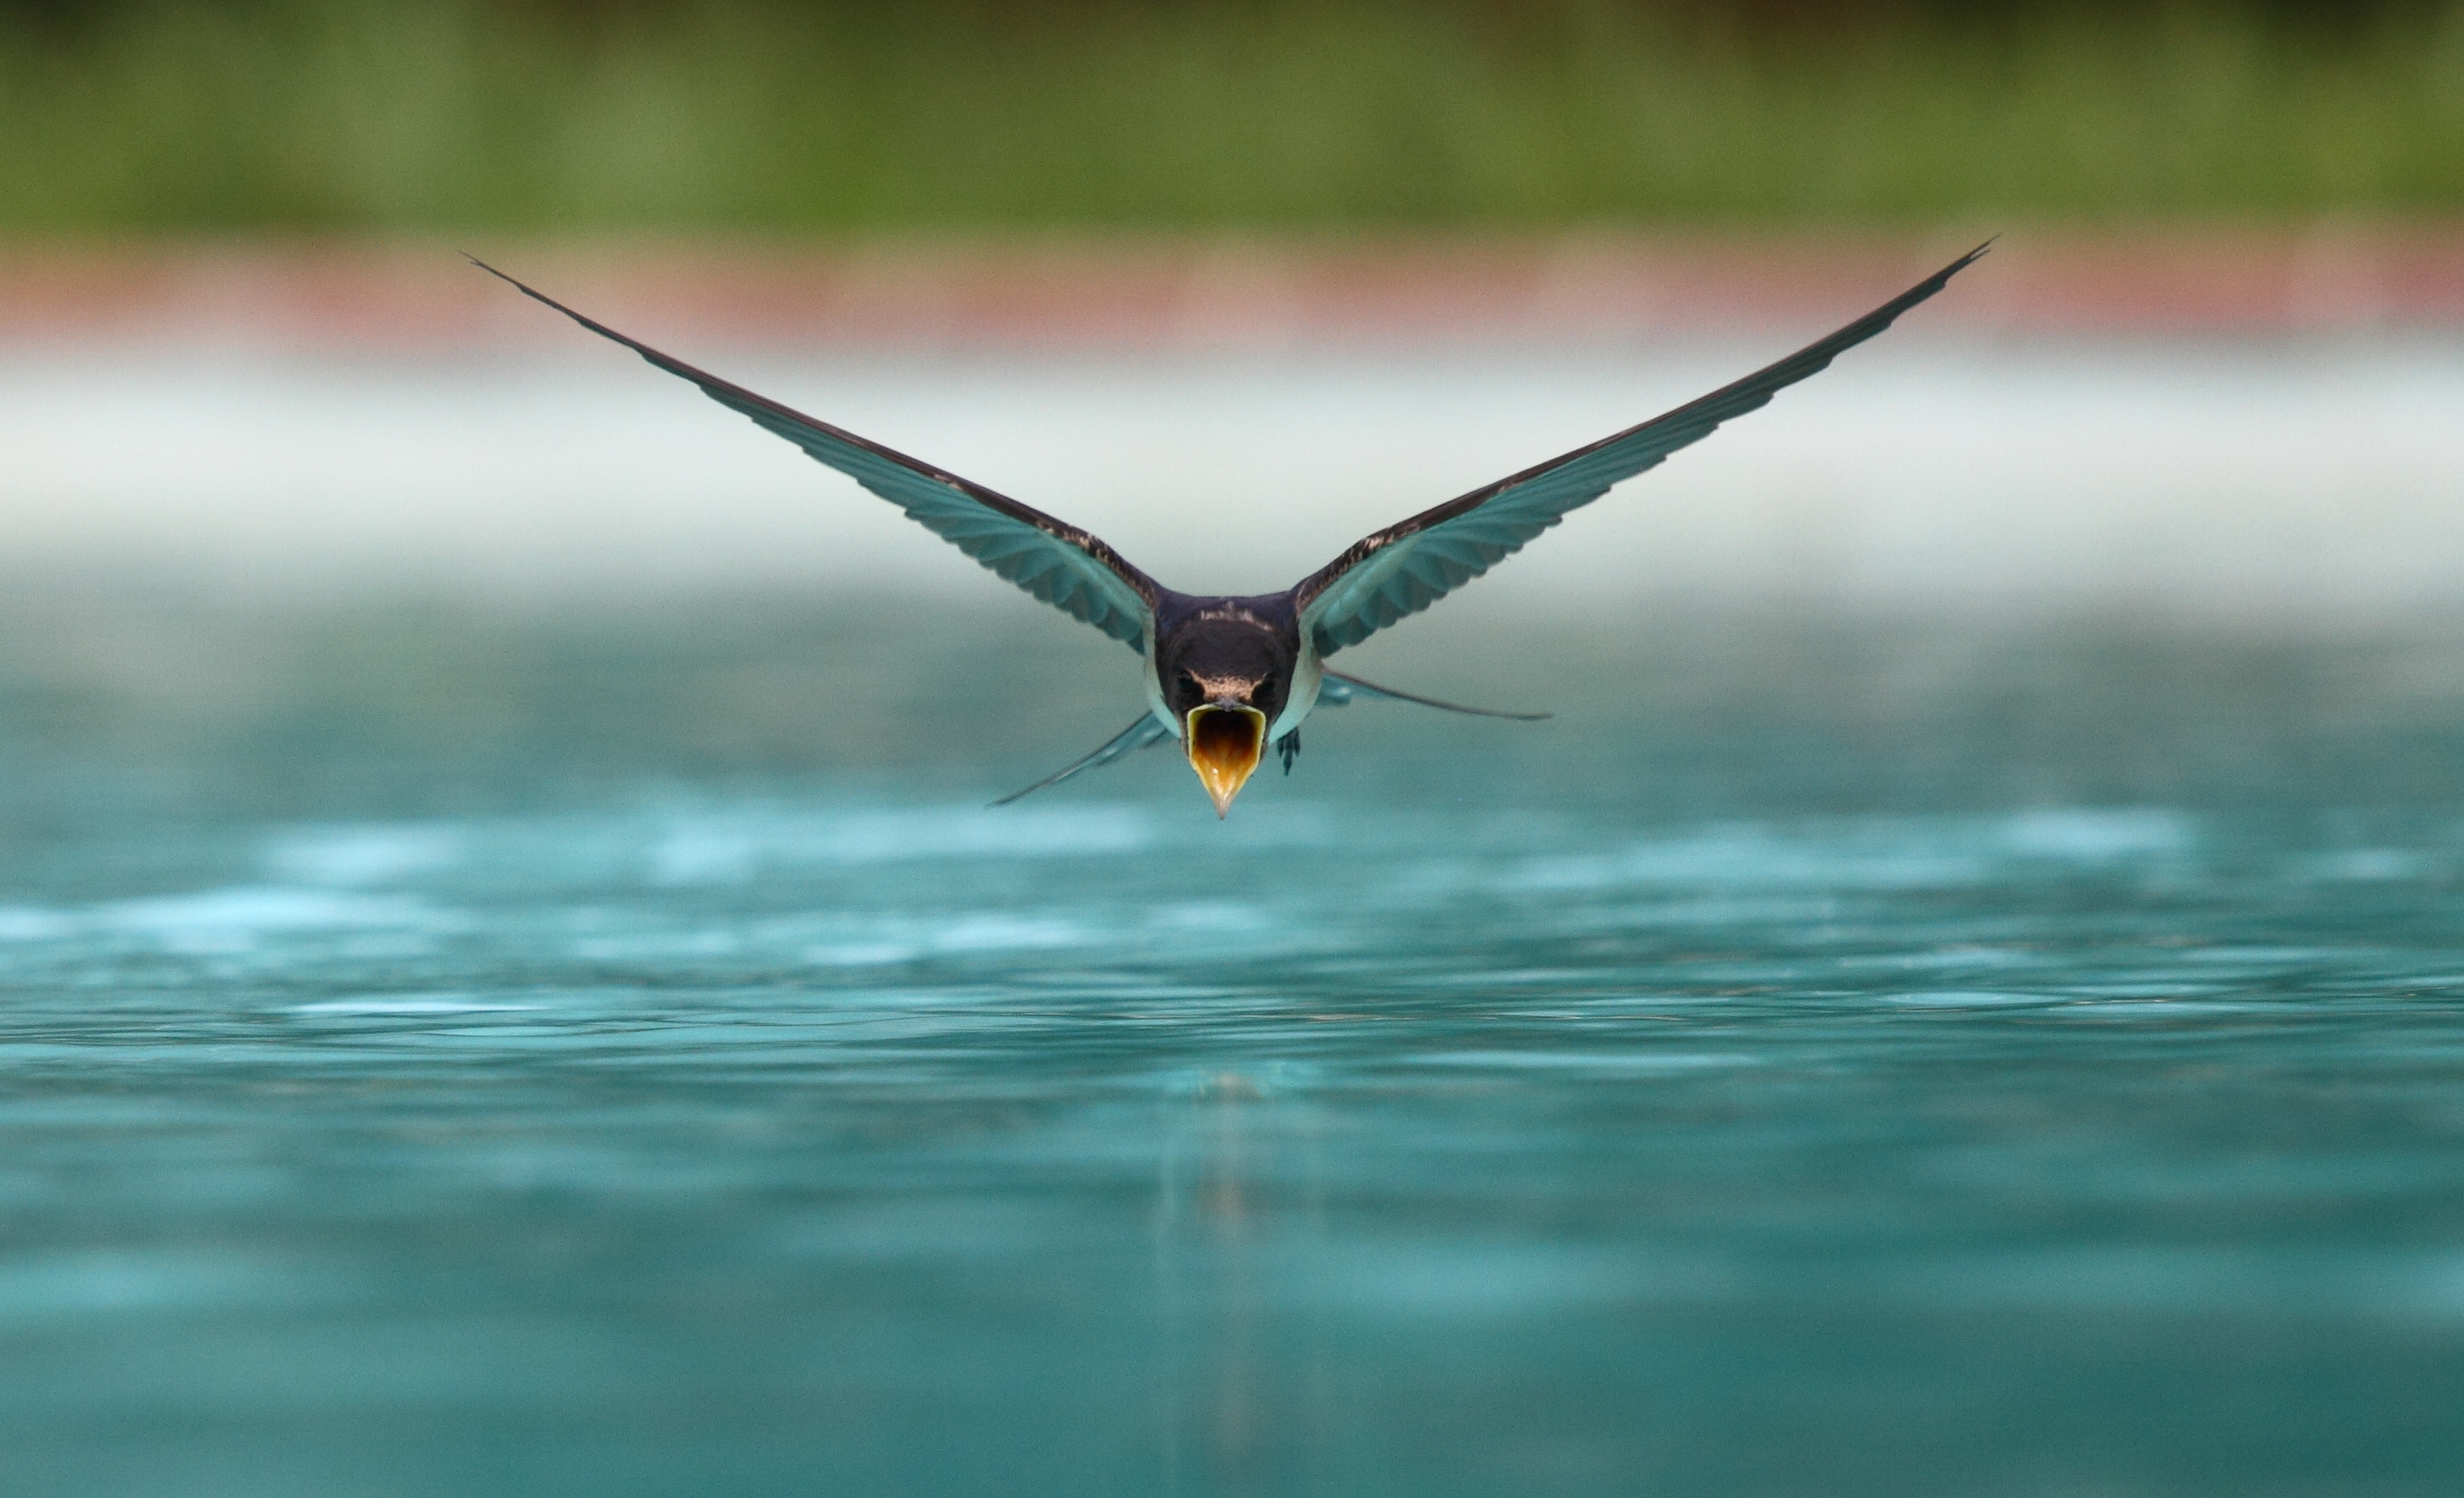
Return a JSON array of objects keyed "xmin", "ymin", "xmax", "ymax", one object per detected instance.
[{"xmin": 1185, "ymin": 705, "xmax": 1267, "ymax": 818}]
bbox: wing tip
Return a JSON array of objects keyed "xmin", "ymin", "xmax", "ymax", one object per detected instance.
[
  {"xmin": 462, "ymin": 251, "xmax": 524, "ymax": 291},
  {"xmin": 1940, "ymin": 236, "xmax": 1997, "ymax": 281}
]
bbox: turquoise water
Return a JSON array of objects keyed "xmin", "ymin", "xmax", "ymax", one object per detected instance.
[{"xmin": 5, "ymin": 598, "xmax": 2464, "ymax": 1496}]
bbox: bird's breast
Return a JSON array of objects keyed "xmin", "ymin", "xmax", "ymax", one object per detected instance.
[
  {"xmin": 1268, "ymin": 644, "xmax": 1323, "ymax": 743},
  {"xmin": 1143, "ymin": 644, "xmax": 1179, "ymax": 740}
]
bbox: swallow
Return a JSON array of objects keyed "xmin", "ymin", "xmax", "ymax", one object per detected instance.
[{"xmin": 474, "ymin": 243, "xmax": 1985, "ymax": 815}]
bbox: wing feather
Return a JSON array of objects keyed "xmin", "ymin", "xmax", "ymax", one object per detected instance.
[
  {"xmin": 1294, "ymin": 243, "xmax": 1989, "ymax": 655},
  {"xmin": 474, "ymin": 259, "xmax": 1161, "ymax": 649}
]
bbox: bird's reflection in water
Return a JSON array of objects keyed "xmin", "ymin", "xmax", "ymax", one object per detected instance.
[{"xmin": 1150, "ymin": 1067, "xmax": 1312, "ymax": 1494}]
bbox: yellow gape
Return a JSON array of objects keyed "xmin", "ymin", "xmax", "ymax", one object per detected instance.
[{"xmin": 1184, "ymin": 705, "xmax": 1267, "ymax": 817}]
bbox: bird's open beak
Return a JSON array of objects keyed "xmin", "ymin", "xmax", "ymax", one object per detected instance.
[{"xmin": 1184, "ymin": 704, "xmax": 1267, "ymax": 817}]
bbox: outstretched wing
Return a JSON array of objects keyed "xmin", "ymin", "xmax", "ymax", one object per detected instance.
[
  {"xmin": 991, "ymin": 713, "xmax": 1175, "ymax": 805},
  {"xmin": 1317, "ymin": 670, "xmax": 1548, "ymax": 720},
  {"xmin": 474, "ymin": 259, "xmax": 1161, "ymax": 649},
  {"xmin": 1293, "ymin": 243, "xmax": 1989, "ymax": 656}
]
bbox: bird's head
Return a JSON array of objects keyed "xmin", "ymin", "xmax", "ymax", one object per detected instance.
[
  {"xmin": 1159, "ymin": 621, "xmax": 1291, "ymax": 818},
  {"xmin": 1155, "ymin": 602, "xmax": 1298, "ymax": 817}
]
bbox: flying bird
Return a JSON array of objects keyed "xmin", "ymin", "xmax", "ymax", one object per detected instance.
[{"xmin": 474, "ymin": 245, "xmax": 1985, "ymax": 815}]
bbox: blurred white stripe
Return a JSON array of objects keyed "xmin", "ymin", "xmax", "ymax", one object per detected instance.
[{"xmin": 3, "ymin": 338, "xmax": 2460, "ymax": 618}]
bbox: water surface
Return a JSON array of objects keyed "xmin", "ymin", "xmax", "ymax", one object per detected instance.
[{"xmin": 4, "ymin": 600, "xmax": 2462, "ymax": 1495}]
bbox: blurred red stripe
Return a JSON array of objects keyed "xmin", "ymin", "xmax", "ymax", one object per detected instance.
[{"xmin": 3, "ymin": 227, "xmax": 2460, "ymax": 350}]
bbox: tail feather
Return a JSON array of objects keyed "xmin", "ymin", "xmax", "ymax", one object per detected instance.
[
  {"xmin": 1317, "ymin": 670, "xmax": 1548, "ymax": 720},
  {"xmin": 991, "ymin": 713, "xmax": 1174, "ymax": 805}
]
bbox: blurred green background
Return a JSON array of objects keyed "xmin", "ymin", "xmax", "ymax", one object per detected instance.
[{"xmin": 3, "ymin": 0, "xmax": 2460, "ymax": 232}]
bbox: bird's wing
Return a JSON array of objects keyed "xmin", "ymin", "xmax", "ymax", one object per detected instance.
[
  {"xmin": 991, "ymin": 713, "xmax": 1175, "ymax": 805},
  {"xmin": 474, "ymin": 259, "xmax": 1161, "ymax": 649},
  {"xmin": 1292, "ymin": 243, "xmax": 1988, "ymax": 656},
  {"xmin": 1317, "ymin": 669, "xmax": 1548, "ymax": 719}
]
